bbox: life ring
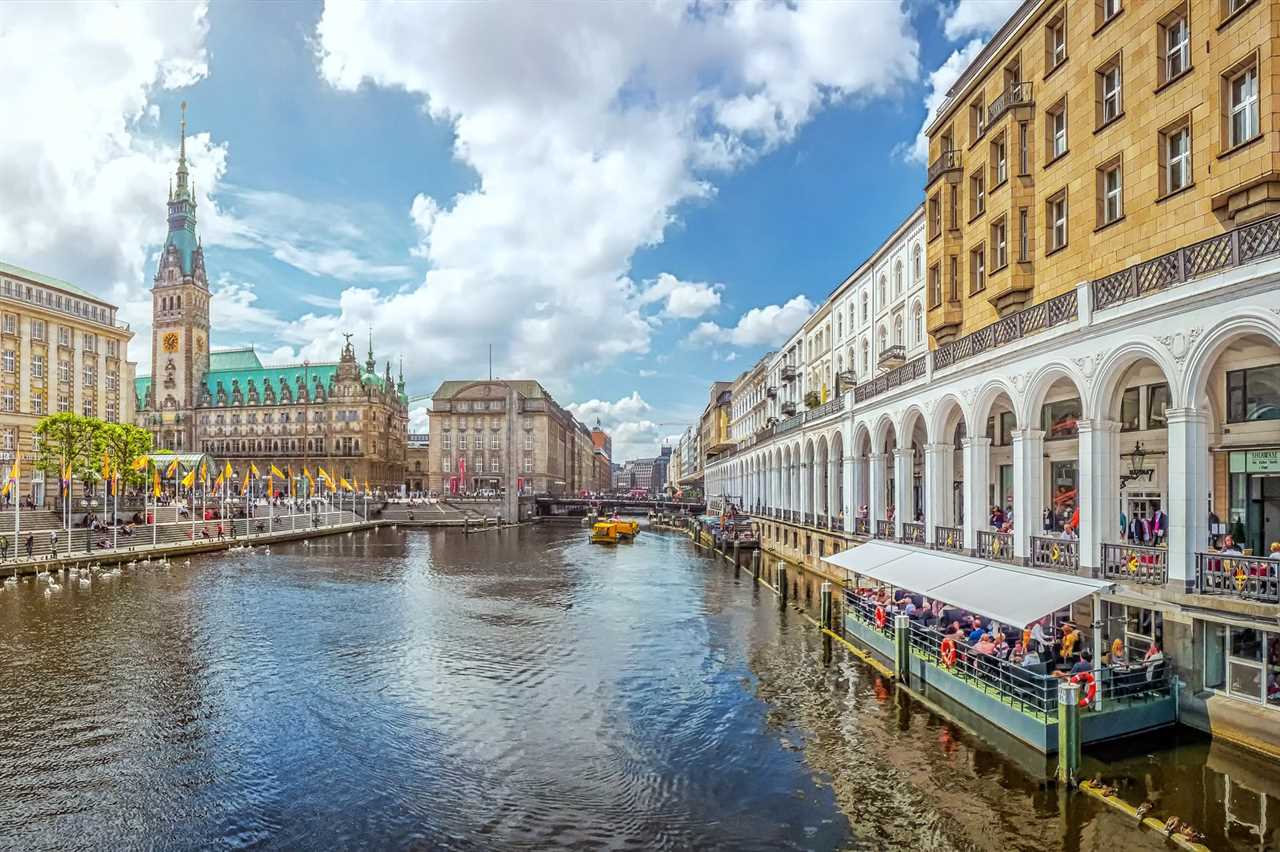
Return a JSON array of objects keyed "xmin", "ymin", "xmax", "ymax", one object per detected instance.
[
  {"xmin": 940, "ymin": 637, "xmax": 957, "ymax": 668},
  {"xmin": 1070, "ymin": 671, "xmax": 1096, "ymax": 707},
  {"xmin": 874, "ymin": 606, "xmax": 887, "ymax": 629}
]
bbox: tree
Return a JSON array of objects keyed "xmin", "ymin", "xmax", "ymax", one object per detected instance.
[
  {"xmin": 98, "ymin": 423, "xmax": 154, "ymax": 491},
  {"xmin": 34, "ymin": 412, "xmax": 99, "ymax": 499}
]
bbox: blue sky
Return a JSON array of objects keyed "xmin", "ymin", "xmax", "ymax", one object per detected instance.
[{"xmin": 0, "ymin": 0, "xmax": 1018, "ymax": 460}]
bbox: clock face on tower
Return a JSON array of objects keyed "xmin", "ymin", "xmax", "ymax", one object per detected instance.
[{"xmin": 162, "ymin": 332, "xmax": 180, "ymax": 353}]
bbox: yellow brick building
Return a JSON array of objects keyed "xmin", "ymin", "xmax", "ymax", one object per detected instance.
[{"xmin": 925, "ymin": 0, "xmax": 1277, "ymax": 343}]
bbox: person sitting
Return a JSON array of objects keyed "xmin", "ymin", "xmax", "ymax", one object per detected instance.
[
  {"xmin": 1143, "ymin": 639, "xmax": 1164, "ymax": 665},
  {"xmin": 972, "ymin": 633, "xmax": 996, "ymax": 655},
  {"xmin": 1020, "ymin": 645, "xmax": 1041, "ymax": 667},
  {"xmin": 993, "ymin": 633, "xmax": 1011, "ymax": 660},
  {"xmin": 1058, "ymin": 624, "xmax": 1080, "ymax": 664},
  {"xmin": 1220, "ymin": 535, "xmax": 1243, "ymax": 555},
  {"xmin": 201, "ymin": 526, "xmax": 211, "ymax": 540},
  {"xmin": 1070, "ymin": 650, "xmax": 1094, "ymax": 676},
  {"xmin": 967, "ymin": 622, "xmax": 986, "ymax": 645},
  {"xmin": 1108, "ymin": 636, "xmax": 1127, "ymax": 667}
]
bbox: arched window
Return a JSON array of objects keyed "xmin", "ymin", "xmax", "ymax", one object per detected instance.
[
  {"xmin": 878, "ymin": 325, "xmax": 887, "ymax": 352},
  {"xmin": 913, "ymin": 245, "xmax": 922, "ymax": 282},
  {"xmin": 861, "ymin": 339, "xmax": 869, "ymax": 373},
  {"xmin": 912, "ymin": 301, "xmax": 923, "ymax": 345},
  {"xmin": 836, "ymin": 314, "xmax": 842, "ymax": 338},
  {"xmin": 836, "ymin": 354, "xmax": 843, "ymax": 373},
  {"xmin": 861, "ymin": 293, "xmax": 868, "ymax": 323},
  {"xmin": 893, "ymin": 314, "xmax": 904, "ymax": 347},
  {"xmin": 878, "ymin": 274, "xmax": 887, "ymax": 306},
  {"xmin": 894, "ymin": 261, "xmax": 903, "ymax": 297}
]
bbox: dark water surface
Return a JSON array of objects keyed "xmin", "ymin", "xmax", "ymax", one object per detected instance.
[{"xmin": 0, "ymin": 525, "xmax": 1273, "ymax": 851}]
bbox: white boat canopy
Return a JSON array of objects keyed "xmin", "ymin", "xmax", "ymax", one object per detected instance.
[{"xmin": 822, "ymin": 542, "xmax": 1114, "ymax": 628}]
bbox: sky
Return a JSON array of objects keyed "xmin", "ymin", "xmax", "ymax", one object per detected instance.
[{"xmin": 0, "ymin": 0, "xmax": 1020, "ymax": 461}]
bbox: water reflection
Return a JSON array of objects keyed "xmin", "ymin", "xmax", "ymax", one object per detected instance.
[{"xmin": 0, "ymin": 524, "xmax": 1271, "ymax": 851}]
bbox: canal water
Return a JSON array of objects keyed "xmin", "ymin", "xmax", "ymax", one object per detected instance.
[{"xmin": 0, "ymin": 524, "xmax": 1274, "ymax": 851}]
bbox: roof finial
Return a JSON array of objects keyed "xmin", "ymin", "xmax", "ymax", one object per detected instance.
[
  {"xmin": 175, "ymin": 101, "xmax": 190, "ymax": 198},
  {"xmin": 398, "ymin": 355, "xmax": 403, "ymax": 382}
]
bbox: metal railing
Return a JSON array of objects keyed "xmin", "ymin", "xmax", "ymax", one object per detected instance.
[
  {"xmin": 803, "ymin": 511, "xmax": 814, "ymax": 526},
  {"xmin": 828, "ymin": 515, "xmax": 840, "ymax": 531},
  {"xmin": 901, "ymin": 522, "xmax": 925, "ymax": 545},
  {"xmin": 875, "ymin": 520, "xmax": 894, "ymax": 539},
  {"xmin": 1196, "ymin": 553, "xmax": 1280, "ymax": 603},
  {"xmin": 933, "ymin": 289, "xmax": 1077, "ymax": 371},
  {"xmin": 855, "ymin": 518, "xmax": 870, "ymax": 536},
  {"xmin": 853, "ymin": 355, "xmax": 926, "ymax": 404},
  {"xmin": 986, "ymin": 81, "xmax": 1033, "ymax": 126},
  {"xmin": 876, "ymin": 344, "xmax": 906, "ymax": 367},
  {"xmin": 926, "ymin": 148, "xmax": 961, "ymax": 186},
  {"xmin": 807, "ymin": 395, "xmax": 846, "ymax": 421},
  {"xmin": 817, "ymin": 513, "xmax": 828, "ymax": 530},
  {"xmin": 977, "ymin": 530, "xmax": 1014, "ymax": 563},
  {"xmin": 1031, "ymin": 535, "xmax": 1078, "ymax": 573},
  {"xmin": 1102, "ymin": 543, "xmax": 1168, "ymax": 585},
  {"xmin": 934, "ymin": 525, "xmax": 963, "ymax": 553},
  {"xmin": 781, "ymin": 364, "xmax": 797, "ymax": 381},
  {"xmin": 843, "ymin": 590, "xmax": 894, "ymax": 641},
  {"xmin": 1093, "ymin": 212, "xmax": 1280, "ymax": 312}
]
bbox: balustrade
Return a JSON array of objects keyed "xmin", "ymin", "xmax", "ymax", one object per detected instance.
[
  {"xmin": 934, "ymin": 525, "xmax": 963, "ymax": 553},
  {"xmin": 1030, "ymin": 535, "xmax": 1078, "ymax": 574},
  {"xmin": 976, "ymin": 530, "xmax": 1014, "ymax": 563},
  {"xmin": 901, "ymin": 522, "xmax": 925, "ymax": 545},
  {"xmin": 1196, "ymin": 553, "xmax": 1279, "ymax": 603},
  {"xmin": 875, "ymin": 520, "xmax": 894, "ymax": 540},
  {"xmin": 855, "ymin": 518, "xmax": 870, "ymax": 536},
  {"xmin": 1101, "ymin": 543, "xmax": 1167, "ymax": 585}
]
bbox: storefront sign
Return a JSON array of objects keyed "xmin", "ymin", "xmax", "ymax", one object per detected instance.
[{"xmin": 1229, "ymin": 450, "xmax": 1280, "ymax": 474}]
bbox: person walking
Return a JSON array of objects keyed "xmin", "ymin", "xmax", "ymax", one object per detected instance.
[
  {"xmin": 0, "ymin": 533, "xmax": 10, "ymax": 561},
  {"xmin": 24, "ymin": 533, "xmax": 34, "ymax": 559},
  {"xmin": 48, "ymin": 529, "xmax": 58, "ymax": 559}
]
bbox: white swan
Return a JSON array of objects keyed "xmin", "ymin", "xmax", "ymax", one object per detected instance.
[
  {"xmin": 79, "ymin": 578, "xmax": 90, "ymax": 589},
  {"xmin": 48, "ymin": 580, "xmax": 62, "ymax": 592}
]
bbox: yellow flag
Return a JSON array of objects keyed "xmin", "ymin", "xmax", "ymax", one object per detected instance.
[
  {"xmin": 165, "ymin": 458, "xmax": 179, "ymax": 477},
  {"xmin": 269, "ymin": 464, "xmax": 285, "ymax": 479},
  {"xmin": 153, "ymin": 466, "xmax": 161, "ymax": 497},
  {"xmin": 267, "ymin": 476, "xmax": 273, "ymax": 496},
  {"xmin": 241, "ymin": 471, "xmax": 251, "ymax": 495},
  {"xmin": 339, "ymin": 477, "xmax": 352, "ymax": 491},
  {"xmin": 130, "ymin": 454, "xmax": 149, "ymax": 471},
  {"xmin": 101, "ymin": 451, "xmax": 111, "ymax": 481},
  {"xmin": 303, "ymin": 468, "xmax": 315, "ymax": 490},
  {"xmin": 223, "ymin": 460, "xmax": 233, "ymax": 481},
  {"xmin": 363, "ymin": 479, "xmax": 369, "ymax": 494},
  {"xmin": 249, "ymin": 462, "xmax": 260, "ymax": 478},
  {"xmin": 213, "ymin": 472, "xmax": 224, "ymax": 491},
  {"xmin": 199, "ymin": 461, "xmax": 207, "ymax": 484},
  {"xmin": 181, "ymin": 468, "xmax": 196, "ymax": 488}
]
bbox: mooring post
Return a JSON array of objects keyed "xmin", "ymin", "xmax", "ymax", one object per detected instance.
[
  {"xmin": 819, "ymin": 581, "xmax": 832, "ymax": 631},
  {"xmin": 776, "ymin": 561, "xmax": 787, "ymax": 608},
  {"xmin": 751, "ymin": 549, "xmax": 760, "ymax": 580},
  {"xmin": 1056, "ymin": 681, "xmax": 1081, "ymax": 786},
  {"xmin": 464, "ymin": 517, "xmax": 470, "ymax": 535},
  {"xmin": 893, "ymin": 614, "xmax": 910, "ymax": 680},
  {"xmin": 732, "ymin": 541, "xmax": 740, "ymax": 569}
]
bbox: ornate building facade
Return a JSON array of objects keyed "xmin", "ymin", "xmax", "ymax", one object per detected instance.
[{"xmin": 134, "ymin": 107, "xmax": 409, "ymax": 490}]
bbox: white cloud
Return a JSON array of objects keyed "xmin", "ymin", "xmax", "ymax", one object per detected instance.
[
  {"xmin": 900, "ymin": 39, "xmax": 985, "ymax": 164},
  {"xmin": 305, "ymin": 0, "xmax": 919, "ymax": 393},
  {"xmin": 942, "ymin": 1, "xmax": 1020, "ymax": 40},
  {"xmin": 0, "ymin": 1, "xmax": 217, "ymax": 330},
  {"xmin": 688, "ymin": 294, "xmax": 815, "ymax": 347},
  {"xmin": 568, "ymin": 391, "xmax": 651, "ymax": 425},
  {"xmin": 567, "ymin": 391, "xmax": 666, "ymax": 462},
  {"xmin": 638, "ymin": 368, "xmax": 658, "ymax": 378},
  {"xmin": 637, "ymin": 272, "xmax": 722, "ymax": 319},
  {"xmin": 409, "ymin": 405, "xmax": 429, "ymax": 432}
]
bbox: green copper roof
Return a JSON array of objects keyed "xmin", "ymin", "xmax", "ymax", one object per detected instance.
[
  {"xmin": 0, "ymin": 258, "xmax": 106, "ymax": 304},
  {"xmin": 164, "ymin": 226, "xmax": 198, "ymax": 277},
  {"xmin": 204, "ymin": 362, "xmax": 339, "ymax": 399},
  {"xmin": 135, "ymin": 376, "xmax": 151, "ymax": 406},
  {"xmin": 209, "ymin": 348, "xmax": 264, "ymax": 371}
]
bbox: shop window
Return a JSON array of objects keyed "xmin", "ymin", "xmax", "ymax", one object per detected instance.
[
  {"xmin": 1226, "ymin": 364, "xmax": 1280, "ymax": 422},
  {"xmin": 1147, "ymin": 383, "xmax": 1171, "ymax": 428},
  {"xmin": 1042, "ymin": 397, "xmax": 1082, "ymax": 439},
  {"xmin": 1205, "ymin": 624, "xmax": 1279, "ymax": 705},
  {"xmin": 1050, "ymin": 460, "xmax": 1077, "ymax": 515},
  {"xmin": 1104, "ymin": 602, "xmax": 1162, "ymax": 662},
  {"xmin": 1120, "ymin": 387, "xmax": 1140, "ymax": 431}
]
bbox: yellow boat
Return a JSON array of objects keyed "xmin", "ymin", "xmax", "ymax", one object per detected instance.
[{"xmin": 589, "ymin": 519, "xmax": 640, "ymax": 544}]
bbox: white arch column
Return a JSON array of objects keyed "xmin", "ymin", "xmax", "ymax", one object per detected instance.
[
  {"xmin": 1166, "ymin": 408, "xmax": 1209, "ymax": 586},
  {"xmin": 828, "ymin": 456, "xmax": 840, "ymax": 526},
  {"xmin": 1077, "ymin": 419, "xmax": 1119, "ymax": 573},
  {"xmin": 893, "ymin": 447, "xmax": 913, "ymax": 538},
  {"xmin": 962, "ymin": 437, "xmax": 991, "ymax": 551},
  {"xmin": 1011, "ymin": 428, "xmax": 1046, "ymax": 560},
  {"xmin": 924, "ymin": 442, "xmax": 953, "ymax": 545},
  {"xmin": 842, "ymin": 455, "xmax": 856, "ymax": 533},
  {"xmin": 800, "ymin": 459, "xmax": 811, "ymax": 524},
  {"xmin": 868, "ymin": 453, "xmax": 887, "ymax": 529}
]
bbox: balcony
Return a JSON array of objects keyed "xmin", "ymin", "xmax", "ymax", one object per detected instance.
[
  {"xmin": 875, "ymin": 520, "xmax": 894, "ymax": 540},
  {"xmin": 1101, "ymin": 543, "xmax": 1167, "ymax": 585},
  {"xmin": 934, "ymin": 525, "xmax": 963, "ymax": 553},
  {"xmin": 855, "ymin": 518, "xmax": 870, "ymax": 536},
  {"xmin": 933, "ymin": 289, "xmax": 1077, "ymax": 372},
  {"xmin": 926, "ymin": 149, "xmax": 961, "ymax": 187},
  {"xmin": 765, "ymin": 386, "xmax": 777, "ymax": 399},
  {"xmin": 780, "ymin": 401, "xmax": 797, "ymax": 417},
  {"xmin": 1196, "ymin": 553, "xmax": 1279, "ymax": 603},
  {"xmin": 986, "ymin": 81, "xmax": 1033, "ymax": 127},
  {"xmin": 976, "ymin": 530, "xmax": 1014, "ymax": 564},
  {"xmin": 876, "ymin": 344, "xmax": 906, "ymax": 370},
  {"xmin": 901, "ymin": 522, "xmax": 925, "ymax": 545},
  {"xmin": 1030, "ymin": 535, "xmax": 1078, "ymax": 574},
  {"xmin": 835, "ymin": 370, "xmax": 856, "ymax": 395},
  {"xmin": 853, "ymin": 355, "xmax": 926, "ymax": 404},
  {"xmin": 780, "ymin": 364, "xmax": 797, "ymax": 382}
]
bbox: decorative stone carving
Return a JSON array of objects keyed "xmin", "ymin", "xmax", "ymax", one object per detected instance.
[{"xmin": 1155, "ymin": 327, "xmax": 1203, "ymax": 366}]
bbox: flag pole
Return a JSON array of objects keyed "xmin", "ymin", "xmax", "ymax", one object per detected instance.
[{"xmin": 112, "ymin": 469, "xmax": 118, "ymax": 551}]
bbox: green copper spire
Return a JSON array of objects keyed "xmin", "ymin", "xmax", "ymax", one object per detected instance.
[{"xmin": 175, "ymin": 101, "xmax": 190, "ymax": 200}]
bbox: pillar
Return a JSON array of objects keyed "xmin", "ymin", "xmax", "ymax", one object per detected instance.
[
  {"xmin": 893, "ymin": 613, "xmax": 910, "ymax": 679},
  {"xmin": 868, "ymin": 453, "xmax": 886, "ymax": 527},
  {"xmin": 842, "ymin": 455, "xmax": 855, "ymax": 532},
  {"xmin": 893, "ymin": 448, "xmax": 913, "ymax": 538},
  {"xmin": 1166, "ymin": 408, "xmax": 1209, "ymax": 586},
  {"xmin": 1077, "ymin": 419, "xmax": 1119, "ymax": 574},
  {"xmin": 820, "ymin": 581, "xmax": 832, "ymax": 630},
  {"xmin": 1057, "ymin": 681, "xmax": 1081, "ymax": 785},
  {"xmin": 777, "ymin": 561, "xmax": 788, "ymax": 608},
  {"xmin": 961, "ymin": 437, "xmax": 991, "ymax": 551},
  {"xmin": 1011, "ymin": 428, "xmax": 1045, "ymax": 560},
  {"xmin": 924, "ymin": 443, "xmax": 953, "ymax": 545},
  {"xmin": 828, "ymin": 457, "xmax": 839, "ymax": 523}
]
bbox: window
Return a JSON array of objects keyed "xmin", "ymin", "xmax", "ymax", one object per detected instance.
[
  {"xmin": 1018, "ymin": 208, "xmax": 1029, "ymax": 261},
  {"xmin": 1097, "ymin": 55, "xmax": 1123, "ymax": 127},
  {"xmin": 1147, "ymin": 383, "xmax": 1171, "ymax": 428},
  {"xmin": 1, "ymin": 315, "xmax": 14, "ymax": 335},
  {"xmin": 860, "ymin": 293, "xmax": 869, "ymax": 323},
  {"xmin": 57, "ymin": 392, "xmax": 69, "ymax": 413},
  {"xmin": 969, "ymin": 97, "xmax": 985, "ymax": 141},
  {"xmin": 929, "ymin": 193, "xmax": 941, "ymax": 239},
  {"xmin": 0, "ymin": 391, "xmax": 12, "ymax": 413},
  {"xmin": 2, "ymin": 351, "xmax": 13, "ymax": 373},
  {"xmin": 912, "ymin": 302, "xmax": 923, "ymax": 346},
  {"xmin": 1226, "ymin": 364, "xmax": 1280, "ymax": 422},
  {"xmin": 878, "ymin": 274, "xmax": 887, "ymax": 306},
  {"xmin": 31, "ymin": 391, "xmax": 44, "ymax": 416},
  {"xmin": 1203, "ymin": 624, "xmax": 1279, "ymax": 707},
  {"xmin": 1047, "ymin": 99, "xmax": 1067, "ymax": 160},
  {"xmin": 58, "ymin": 360, "xmax": 69, "ymax": 383},
  {"xmin": 490, "ymin": 434, "xmax": 499, "ymax": 450},
  {"xmin": 30, "ymin": 319, "xmax": 44, "ymax": 341},
  {"xmin": 912, "ymin": 245, "xmax": 922, "ymax": 282},
  {"xmin": 1097, "ymin": 0, "xmax": 1122, "ymax": 28},
  {"xmin": 524, "ymin": 457, "xmax": 533, "ymax": 473},
  {"xmin": 893, "ymin": 261, "xmax": 903, "ymax": 297},
  {"xmin": 929, "ymin": 263, "xmax": 942, "ymax": 307},
  {"xmin": 1042, "ymin": 397, "xmax": 1082, "ymax": 439},
  {"xmin": 1160, "ymin": 118, "xmax": 1192, "ymax": 196},
  {"xmin": 1045, "ymin": 10, "xmax": 1067, "ymax": 70},
  {"xmin": 1224, "ymin": 0, "xmax": 1252, "ymax": 17},
  {"xmin": 1120, "ymin": 387, "xmax": 1141, "ymax": 431},
  {"xmin": 106, "ymin": 402, "xmax": 118, "ymax": 424},
  {"xmin": 1227, "ymin": 62, "xmax": 1259, "ymax": 148},
  {"xmin": 991, "ymin": 217, "xmax": 1007, "ymax": 270},
  {"xmin": 1097, "ymin": 158, "xmax": 1123, "ymax": 226},
  {"xmin": 107, "ymin": 339, "xmax": 118, "ymax": 358},
  {"xmin": 1017, "ymin": 122, "xmax": 1028, "ymax": 175},
  {"xmin": 970, "ymin": 171, "xmax": 985, "ymax": 218},
  {"xmin": 490, "ymin": 458, "xmax": 500, "ymax": 473},
  {"xmin": 82, "ymin": 332, "xmax": 96, "ymax": 353},
  {"xmin": 991, "ymin": 134, "xmax": 1007, "ymax": 186},
  {"xmin": 948, "ymin": 256, "xmax": 960, "ymax": 301},
  {"xmin": 1047, "ymin": 190, "xmax": 1068, "ymax": 252},
  {"xmin": 969, "ymin": 245, "xmax": 986, "ymax": 293},
  {"xmin": 58, "ymin": 326, "xmax": 70, "ymax": 347},
  {"xmin": 892, "ymin": 314, "xmax": 903, "ymax": 347},
  {"xmin": 31, "ymin": 355, "xmax": 44, "ymax": 379},
  {"xmin": 82, "ymin": 397, "xmax": 94, "ymax": 417},
  {"xmin": 1160, "ymin": 11, "xmax": 1189, "ymax": 84},
  {"xmin": 524, "ymin": 433, "xmax": 534, "ymax": 451}
]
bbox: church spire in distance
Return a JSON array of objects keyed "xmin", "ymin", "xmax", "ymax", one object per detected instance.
[{"xmin": 175, "ymin": 100, "xmax": 191, "ymax": 200}]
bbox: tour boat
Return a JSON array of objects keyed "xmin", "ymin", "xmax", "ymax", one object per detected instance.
[{"xmin": 590, "ymin": 518, "xmax": 640, "ymax": 544}]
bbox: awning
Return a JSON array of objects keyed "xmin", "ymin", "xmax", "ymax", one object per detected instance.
[{"xmin": 823, "ymin": 542, "xmax": 1113, "ymax": 628}]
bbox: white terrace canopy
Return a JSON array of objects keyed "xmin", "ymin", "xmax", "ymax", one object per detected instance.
[{"xmin": 822, "ymin": 542, "xmax": 1114, "ymax": 628}]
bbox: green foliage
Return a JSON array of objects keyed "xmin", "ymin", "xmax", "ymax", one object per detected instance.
[
  {"xmin": 98, "ymin": 423, "xmax": 154, "ymax": 488},
  {"xmin": 34, "ymin": 412, "xmax": 98, "ymax": 481},
  {"xmin": 804, "ymin": 390, "xmax": 821, "ymax": 409}
]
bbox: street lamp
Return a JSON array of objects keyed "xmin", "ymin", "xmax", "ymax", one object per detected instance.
[{"xmin": 1119, "ymin": 440, "xmax": 1160, "ymax": 488}]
